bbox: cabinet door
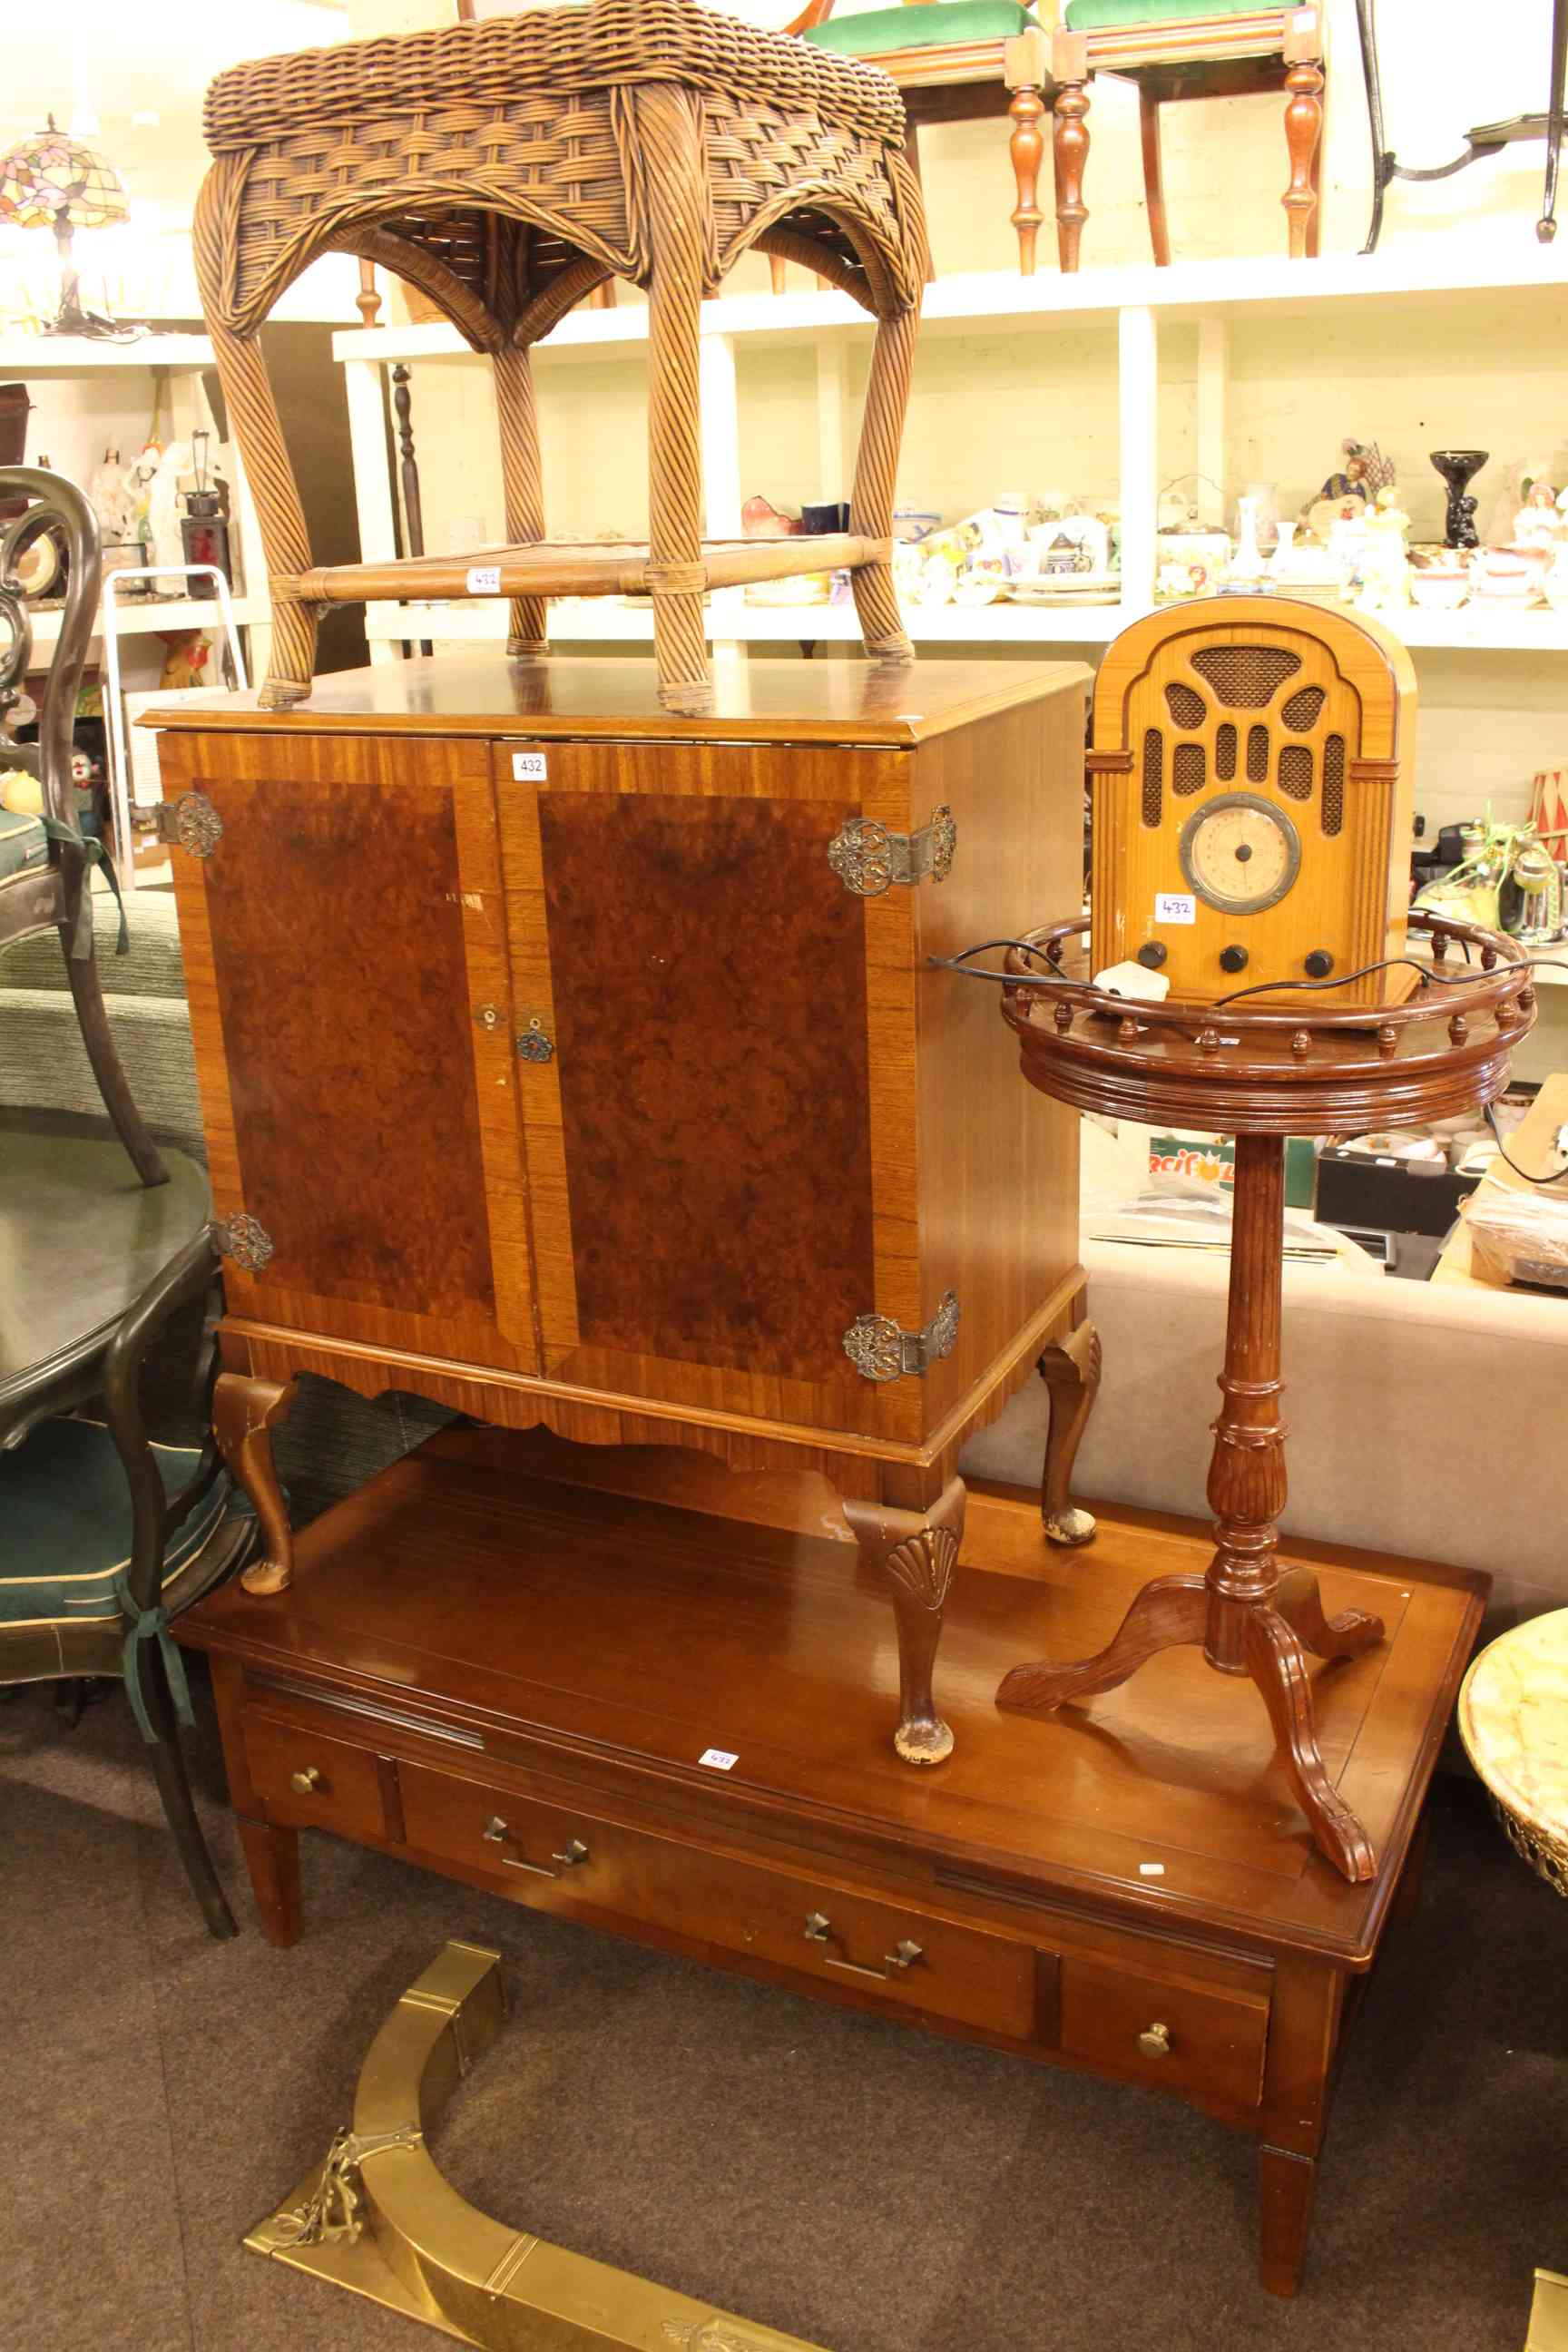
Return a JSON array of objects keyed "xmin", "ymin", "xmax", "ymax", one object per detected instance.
[
  {"xmin": 495, "ymin": 735, "xmax": 926, "ymax": 1441},
  {"xmin": 162, "ymin": 729, "xmax": 535, "ymax": 1373}
]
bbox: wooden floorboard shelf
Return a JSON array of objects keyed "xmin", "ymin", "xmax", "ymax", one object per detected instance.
[{"xmin": 178, "ymin": 1425, "xmax": 1484, "ymax": 2297}]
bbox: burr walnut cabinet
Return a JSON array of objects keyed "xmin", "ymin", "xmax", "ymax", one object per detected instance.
[{"xmin": 150, "ymin": 653, "xmax": 1099, "ymax": 1765}]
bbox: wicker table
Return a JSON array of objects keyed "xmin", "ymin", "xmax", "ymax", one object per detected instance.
[{"xmin": 196, "ymin": 0, "xmax": 927, "ymax": 715}]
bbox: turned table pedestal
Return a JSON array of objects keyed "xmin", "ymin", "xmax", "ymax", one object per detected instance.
[{"xmin": 992, "ymin": 908, "xmax": 1535, "ymax": 1883}]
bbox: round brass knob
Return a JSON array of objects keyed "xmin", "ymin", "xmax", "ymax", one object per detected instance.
[
  {"xmin": 1138, "ymin": 2021, "xmax": 1172, "ymax": 2059},
  {"xmin": 289, "ymin": 1767, "xmax": 323, "ymax": 1795}
]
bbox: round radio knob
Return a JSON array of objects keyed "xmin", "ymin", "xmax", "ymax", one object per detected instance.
[
  {"xmin": 1136, "ymin": 941, "xmax": 1168, "ymax": 970},
  {"xmin": 1219, "ymin": 946, "xmax": 1249, "ymax": 975},
  {"xmin": 1305, "ymin": 949, "xmax": 1335, "ymax": 979}
]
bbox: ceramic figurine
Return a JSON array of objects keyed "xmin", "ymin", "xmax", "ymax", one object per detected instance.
[
  {"xmin": 1298, "ymin": 437, "xmax": 1395, "ymax": 541},
  {"xmin": 1356, "ymin": 485, "xmax": 1412, "ymax": 612},
  {"xmin": 1511, "ymin": 478, "xmax": 1567, "ymax": 554},
  {"xmin": 88, "ymin": 444, "xmax": 131, "ymax": 542}
]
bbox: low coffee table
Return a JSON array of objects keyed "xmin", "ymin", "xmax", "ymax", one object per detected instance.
[{"xmin": 178, "ymin": 1423, "xmax": 1484, "ymax": 2297}]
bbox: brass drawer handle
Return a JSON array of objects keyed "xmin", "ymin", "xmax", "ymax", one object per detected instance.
[
  {"xmin": 482, "ymin": 1817, "xmax": 591, "ymax": 1877},
  {"xmin": 803, "ymin": 1911, "xmax": 924, "ymax": 1983},
  {"xmin": 289, "ymin": 1767, "xmax": 324, "ymax": 1795},
  {"xmin": 1138, "ymin": 2022, "xmax": 1172, "ymax": 2059}
]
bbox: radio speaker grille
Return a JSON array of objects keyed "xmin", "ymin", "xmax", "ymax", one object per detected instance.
[{"xmin": 1191, "ymin": 646, "xmax": 1302, "ymax": 706}]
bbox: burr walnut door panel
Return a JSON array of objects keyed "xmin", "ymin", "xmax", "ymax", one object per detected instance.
[
  {"xmin": 162, "ymin": 730, "xmax": 535, "ymax": 1373},
  {"xmin": 495, "ymin": 736, "xmax": 927, "ymax": 1443}
]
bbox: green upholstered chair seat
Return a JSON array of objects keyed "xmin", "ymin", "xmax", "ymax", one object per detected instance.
[
  {"xmin": 1064, "ymin": 0, "xmax": 1269, "ymax": 27},
  {"xmin": 804, "ymin": 2, "xmax": 1037, "ymax": 57},
  {"xmin": 0, "ymin": 806, "xmax": 47, "ymax": 884},
  {"xmin": 0, "ymin": 1418, "xmax": 236, "ymax": 1628}
]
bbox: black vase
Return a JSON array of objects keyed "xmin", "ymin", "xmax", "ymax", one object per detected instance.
[{"xmin": 1429, "ymin": 449, "xmax": 1488, "ymax": 550}]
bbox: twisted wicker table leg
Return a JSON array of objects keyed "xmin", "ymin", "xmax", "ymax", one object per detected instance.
[
  {"xmin": 640, "ymin": 84, "xmax": 713, "ymax": 716},
  {"xmin": 851, "ymin": 307, "xmax": 917, "ymax": 666},
  {"xmin": 202, "ymin": 311, "xmax": 320, "ymax": 708},
  {"xmin": 492, "ymin": 346, "xmax": 549, "ymax": 658}
]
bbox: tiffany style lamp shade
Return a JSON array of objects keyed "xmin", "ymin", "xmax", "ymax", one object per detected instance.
[{"xmin": 0, "ymin": 117, "xmax": 131, "ymax": 337}]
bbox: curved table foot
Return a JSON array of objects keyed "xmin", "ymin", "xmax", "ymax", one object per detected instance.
[
  {"xmin": 1245, "ymin": 1608, "xmax": 1377, "ymax": 1884},
  {"xmin": 996, "ymin": 1573, "xmax": 1207, "ymax": 1714},
  {"xmin": 1276, "ymin": 1566, "xmax": 1385, "ymax": 1662}
]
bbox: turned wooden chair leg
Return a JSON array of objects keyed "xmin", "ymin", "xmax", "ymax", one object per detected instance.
[
  {"xmin": 641, "ymin": 85, "xmax": 714, "ymax": 718},
  {"xmin": 213, "ymin": 1371, "xmax": 299, "ymax": 1596},
  {"xmin": 1008, "ymin": 78, "xmax": 1046, "ymax": 276},
  {"xmin": 850, "ymin": 302, "xmax": 918, "ymax": 667},
  {"xmin": 844, "ymin": 1476, "xmax": 965, "ymax": 1765},
  {"xmin": 1040, "ymin": 1318, "xmax": 1100, "ymax": 1547},
  {"xmin": 1282, "ymin": 38, "xmax": 1325, "ymax": 260},
  {"xmin": 61, "ymin": 923, "xmax": 168, "ymax": 1186},
  {"xmin": 492, "ymin": 344, "xmax": 550, "ymax": 659},
  {"xmin": 997, "ymin": 1573, "xmax": 1206, "ymax": 1715},
  {"xmin": 769, "ymin": 251, "xmax": 788, "ymax": 295},
  {"xmin": 1139, "ymin": 83, "xmax": 1172, "ymax": 266},
  {"xmin": 1052, "ymin": 31, "xmax": 1091, "ymax": 272}
]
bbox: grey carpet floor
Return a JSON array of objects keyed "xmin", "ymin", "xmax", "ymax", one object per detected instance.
[{"xmin": 3, "ymin": 1664, "xmax": 1563, "ymax": 2352}]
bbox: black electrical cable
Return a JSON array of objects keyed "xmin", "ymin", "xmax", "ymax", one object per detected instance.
[
  {"xmin": 926, "ymin": 939, "xmax": 1081, "ymax": 987},
  {"xmin": 1482, "ymin": 1100, "xmax": 1568, "ymax": 1185},
  {"xmin": 1214, "ymin": 952, "xmax": 1568, "ymax": 1007}
]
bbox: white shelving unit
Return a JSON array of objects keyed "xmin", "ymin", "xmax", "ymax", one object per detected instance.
[
  {"xmin": 333, "ymin": 245, "xmax": 1568, "ymax": 662},
  {"xmin": 5, "ymin": 334, "xmax": 272, "ymax": 677}
]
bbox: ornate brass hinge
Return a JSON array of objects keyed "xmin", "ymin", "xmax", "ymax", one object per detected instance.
[
  {"xmin": 827, "ymin": 806, "xmax": 955, "ymax": 897},
  {"xmin": 155, "ymin": 790, "xmax": 223, "ymax": 857},
  {"xmin": 842, "ymin": 1291, "xmax": 959, "ymax": 1383},
  {"xmin": 215, "ymin": 1212, "xmax": 274, "ymax": 1273}
]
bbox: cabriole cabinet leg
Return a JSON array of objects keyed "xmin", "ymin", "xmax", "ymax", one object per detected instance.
[
  {"xmin": 213, "ymin": 1371, "xmax": 299, "ymax": 1596},
  {"xmin": 1040, "ymin": 1317, "xmax": 1101, "ymax": 1547},
  {"xmin": 239, "ymin": 1816, "xmax": 302, "ymax": 1947},
  {"xmin": 844, "ymin": 1476, "xmax": 965, "ymax": 1767}
]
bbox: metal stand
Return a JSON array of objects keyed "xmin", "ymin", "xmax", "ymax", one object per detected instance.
[
  {"xmin": 1357, "ymin": 0, "xmax": 1568, "ymax": 251},
  {"xmin": 102, "ymin": 562, "xmax": 249, "ymax": 886}
]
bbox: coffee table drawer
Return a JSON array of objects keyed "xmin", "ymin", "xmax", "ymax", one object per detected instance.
[
  {"xmin": 243, "ymin": 1710, "xmax": 389, "ymax": 1841},
  {"xmin": 399, "ymin": 1760, "xmax": 1038, "ymax": 2040},
  {"xmin": 1060, "ymin": 1952, "xmax": 1269, "ymax": 2110}
]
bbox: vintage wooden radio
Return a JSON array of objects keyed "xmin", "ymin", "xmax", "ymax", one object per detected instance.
[{"xmin": 1087, "ymin": 594, "xmax": 1417, "ymax": 1008}]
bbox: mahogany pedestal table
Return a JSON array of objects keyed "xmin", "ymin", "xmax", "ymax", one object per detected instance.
[{"xmin": 995, "ymin": 907, "xmax": 1536, "ymax": 1884}]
